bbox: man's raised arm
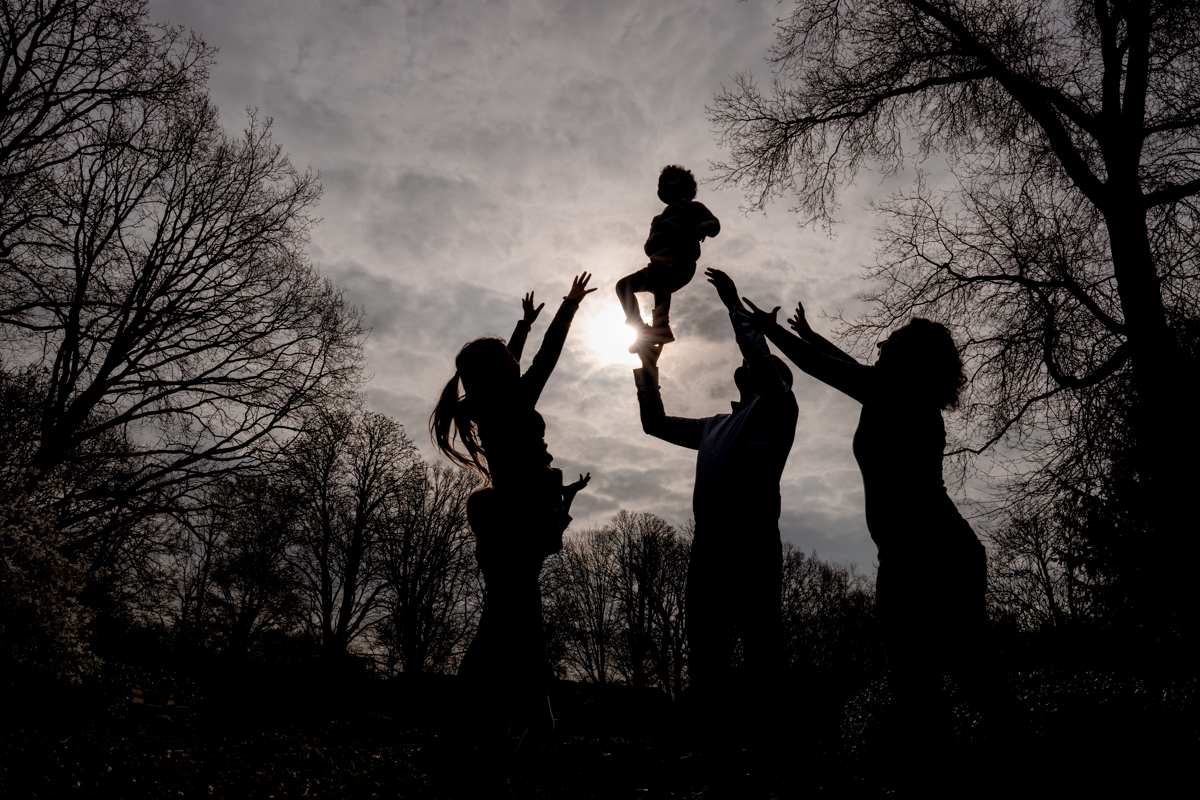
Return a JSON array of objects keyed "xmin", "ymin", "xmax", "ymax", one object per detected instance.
[
  {"xmin": 706, "ymin": 268, "xmax": 789, "ymax": 396},
  {"xmin": 634, "ymin": 345, "xmax": 703, "ymax": 450}
]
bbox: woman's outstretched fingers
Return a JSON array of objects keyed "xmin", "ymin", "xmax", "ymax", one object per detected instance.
[
  {"xmin": 566, "ymin": 272, "xmax": 598, "ymax": 302},
  {"xmin": 787, "ymin": 302, "xmax": 812, "ymax": 335}
]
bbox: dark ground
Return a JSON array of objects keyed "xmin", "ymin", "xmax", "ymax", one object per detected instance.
[{"xmin": 2, "ymin": 667, "xmax": 1197, "ymax": 799}]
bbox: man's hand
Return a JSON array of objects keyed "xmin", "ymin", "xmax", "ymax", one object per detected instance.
[
  {"xmin": 635, "ymin": 340, "xmax": 663, "ymax": 371},
  {"xmin": 787, "ymin": 301, "xmax": 813, "ymax": 337},
  {"xmin": 522, "ymin": 291, "xmax": 545, "ymax": 323},
  {"xmin": 705, "ymin": 268, "xmax": 743, "ymax": 312},
  {"xmin": 564, "ymin": 272, "xmax": 598, "ymax": 303},
  {"xmin": 740, "ymin": 297, "xmax": 781, "ymax": 332}
]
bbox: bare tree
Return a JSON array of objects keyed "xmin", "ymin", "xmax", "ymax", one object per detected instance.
[
  {"xmin": 545, "ymin": 524, "xmax": 621, "ymax": 684},
  {"xmin": 657, "ymin": 518, "xmax": 691, "ymax": 700},
  {"xmin": 544, "ymin": 512, "xmax": 690, "ymax": 696},
  {"xmin": 205, "ymin": 477, "xmax": 304, "ymax": 661},
  {"xmin": 709, "ymin": 0, "xmax": 1200, "ymax": 624},
  {"xmin": 0, "ymin": 1, "xmax": 207, "ymax": 183},
  {"xmin": 289, "ymin": 407, "xmax": 419, "ymax": 661},
  {"xmin": 0, "ymin": 363, "xmax": 43, "ymax": 479},
  {"xmin": 608, "ymin": 510, "xmax": 689, "ymax": 698},
  {"xmin": 779, "ymin": 544, "xmax": 881, "ymax": 687},
  {"xmin": 164, "ymin": 501, "xmax": 221, "ymax": 654},
  {"xmin": 379, "ymin": 462, "xmax": 481, "ymax": 675},
  {"xmin": 985, "ymin": 435, "xmax": 1145, "ymax": 632},
  {"xmin": 0, "ymin": 1, "xmax": 365, "ymax": 540},
  {"xmin": 987, "ymin": 507, "xmax": 1095, "ymax": 632}
]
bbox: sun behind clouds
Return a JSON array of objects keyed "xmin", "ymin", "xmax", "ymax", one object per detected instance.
[{"xmin": 582, "ymin": 302, "xmax": 641, "ymax": 367}]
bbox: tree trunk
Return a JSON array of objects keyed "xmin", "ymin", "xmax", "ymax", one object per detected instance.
[{"xmin": 1105, "ymin": 208, "xmax": 1195, "ymax": 639}]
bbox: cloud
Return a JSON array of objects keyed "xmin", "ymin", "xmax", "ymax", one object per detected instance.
[{"xmin": 149, "ymin": 0, "xmax": 908, "ymax": 568}]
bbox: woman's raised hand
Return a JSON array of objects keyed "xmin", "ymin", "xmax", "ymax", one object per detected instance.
[
  {"xmin": 564, "ymin": 272, "xmax": 598, "ymax": 303},
  {"xmin": 522, "ymin": 291, "xmax": 545, "ymax": 323},
  {"xmin": 787, "ymin": 301, "xmax": 813, "ymax": 337},
  {"xmin": 740, "ymin": 297, "xmax": 781, "ymax": 332}
]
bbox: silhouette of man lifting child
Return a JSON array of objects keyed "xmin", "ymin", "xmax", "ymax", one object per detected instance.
[{"xmin": 632, "ymin": 268, "xmax": 798, "ymax": 767}]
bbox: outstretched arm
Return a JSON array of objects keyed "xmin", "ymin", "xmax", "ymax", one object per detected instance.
[
  {"xmin": 787, "ymin": 301, "xmax": 857, "ymax": 365},
  {"xmin": 523, "ymin": 273, "xmax": 596, "ymax": 403},
  {"xmin": 706, "ymin": 269, "xmax": 788, "ymax": 395},
  {"xmin": 741, "ymin": 299, "xmax": 875, "ymax": 404},
  {"xmin": 634, "ymin": 344, "xmax": 704, "ymax": 449},
  {"xmin": 508, "ymin": 291, "xmax": 544, "ymax": 361},
  {"xmin": 693, "ymin": 201, "xmax": 720, "ymax": 240}
]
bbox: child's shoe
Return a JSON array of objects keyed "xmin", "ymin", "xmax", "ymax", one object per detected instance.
[
  {"xmin": 648, "ymin": 303, "xmax": 674, "ymax": 345},
  {"xmin": 642, "ymin": 323, "xmax": 675, "ymax": 346}
]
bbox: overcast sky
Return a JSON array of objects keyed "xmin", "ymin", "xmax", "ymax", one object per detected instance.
[{"xmin": 147, "ymin": 0, "xmax": 949, "ymax": 570}]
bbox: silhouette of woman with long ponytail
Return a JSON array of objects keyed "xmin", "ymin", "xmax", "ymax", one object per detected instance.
[
  {"xmin": 431, "ymin": 273, "xmax": 595, "ymax": 796},
  {"xmin": 739, "ymin": 298, "xmax": 1003, "ymax": 787}
]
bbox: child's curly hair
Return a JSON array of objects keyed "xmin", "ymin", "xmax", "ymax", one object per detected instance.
[{"xmin": 659, "ymin": 165, "xmax": 697, "ymax": 201}]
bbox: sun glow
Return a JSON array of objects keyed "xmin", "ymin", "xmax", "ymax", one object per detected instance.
[{"xmin": 585, "ymin": 303, "xmax": 641, "ymax": 366}]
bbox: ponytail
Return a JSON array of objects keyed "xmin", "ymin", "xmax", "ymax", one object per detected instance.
[
  {"xmin": 431, "ymin": 336, "xmax": 514, "ymax": 478},
  {"xmin": 430, "ymin": 370, "xmax": 489, "ymax": 478}
]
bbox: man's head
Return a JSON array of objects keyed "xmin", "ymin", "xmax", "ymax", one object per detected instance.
[
  {"xmin": 734, "ymin": 355, "xmax": 792, "ymax": 399},
  {"xmin": 658, "ymin": 164, "xmax": 697, "ymax": 203}
]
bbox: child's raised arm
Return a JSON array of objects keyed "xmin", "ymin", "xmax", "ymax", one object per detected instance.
[{"xmin": 508, "ymin": 291, "xmax": 544, "ymax": 361}]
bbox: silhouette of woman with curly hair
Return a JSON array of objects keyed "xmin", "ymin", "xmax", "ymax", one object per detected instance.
[{"xmin": 739, "ymin": 298, "xmax": 1004, "ymax": 787}]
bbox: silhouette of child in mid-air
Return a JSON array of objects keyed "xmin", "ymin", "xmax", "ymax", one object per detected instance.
[{"xmin": 617, "ymin": 165, "xmax": 720, "ymax": 351}]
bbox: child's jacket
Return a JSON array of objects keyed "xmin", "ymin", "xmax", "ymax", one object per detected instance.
[{"xmin": 644, "ymin": 199, "xmax": 721, "ymax": 262}]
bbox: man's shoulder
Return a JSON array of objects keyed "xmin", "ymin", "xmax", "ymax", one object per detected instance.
[
  {"xmin": 750, "ymin": 388, "xmax": 800, "ymax": 419},
  {"xmin": 698, "ymin": 411, "xmax": 728, "ymax": 431}
]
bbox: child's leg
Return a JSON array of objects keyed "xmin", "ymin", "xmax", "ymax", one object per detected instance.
[
  {"xmin": 646, "ymin": 259, "xmax": 694, "ymax": 339},
  {"xmin": 616, "ymin": 270, "xmax": 651, "ymax": 326},
  {"xmin": 651, "ymin": 287, "xmax": 672, "ymax": 330}
]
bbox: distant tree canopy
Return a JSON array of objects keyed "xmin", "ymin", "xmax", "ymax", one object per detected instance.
[
  {"xmin": 546, "ymin": 512, "xmax": 691, "ymax": 697},
  {"xmin": 710, "ymin": 0, "xmax": 1200, "ymax": 632},
  {"xmin": 378, "ymin": 462, "xmax": 480, "ymax": 675},
  {"xmin": 545, "ymin": 515, "xmax": 882, "ymax": 698}
]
